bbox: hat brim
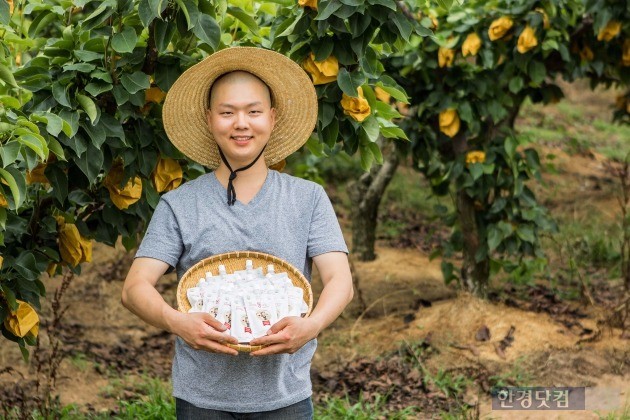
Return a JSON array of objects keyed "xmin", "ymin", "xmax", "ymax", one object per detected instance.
[{"xmin": 162, "ymin": 47, "xmax": 318, "ymax": 170}]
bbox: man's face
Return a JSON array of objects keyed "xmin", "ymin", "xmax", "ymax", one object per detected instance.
[{"xmin": 206, "ymin": 72, "xmax": 276, "ymax": 168}]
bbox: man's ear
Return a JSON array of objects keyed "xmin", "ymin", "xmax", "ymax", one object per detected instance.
[{"xmin": 270, "ymin": 107, "xmax": 277, "ymax": 129}]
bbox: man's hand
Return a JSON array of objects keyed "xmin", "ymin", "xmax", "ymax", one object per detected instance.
[
  {"xmin": 248, "ymin": 316, "xmax": 321, "ymax": 356},
  {"xmin": 171, "ymin": 311, "xmax": 239, "ymax": 356}
]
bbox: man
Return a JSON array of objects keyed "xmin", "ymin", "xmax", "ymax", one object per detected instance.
[{"xmin": 121, "ymin": 47, "xmax": 353, "ymax": 419}]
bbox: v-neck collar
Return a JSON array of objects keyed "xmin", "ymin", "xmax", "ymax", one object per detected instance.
[{"xmin": 209, "ymin": 170, "xmax": 272, "ymax": 209}]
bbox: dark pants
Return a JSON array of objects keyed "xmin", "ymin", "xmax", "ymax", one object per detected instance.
[{"xmin": 176, "ymin": 397, "xmax": 314, "ymax": 420}]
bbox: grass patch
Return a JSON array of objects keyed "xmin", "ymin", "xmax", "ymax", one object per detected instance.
[
  {"xmin": 488, "ymin": 356, "xmax": 534, "ymax": 388},
  {"xmin": 518, "ymin": 98, "xmax": 630, "ymax": 161},
  {"xmin": 315, "ymin": 393, "xmax": 418, "ymax": 420},
  {"xmin": 597, "ymin": 399, "xmax": 630, "ymax": 420}
]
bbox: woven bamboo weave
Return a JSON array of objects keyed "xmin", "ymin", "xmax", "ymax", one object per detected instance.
[{"xmin": 177, "ymin": 251, "xmax": 313, "ymax": 352}]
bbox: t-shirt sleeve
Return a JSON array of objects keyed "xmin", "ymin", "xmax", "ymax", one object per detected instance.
[
  {"xmin": 307, "ymin": 185, "xmax": 349, "ymax": 258},
  {"xmin": 135, "ymin": 197, "xmax": 183, "ymax": 270}
]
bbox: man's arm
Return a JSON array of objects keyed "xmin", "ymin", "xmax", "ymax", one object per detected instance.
[
  {"xmin": 122, "ymin": 257, "xmax": 238, "ymax": 355},
  {"xmin": 249, "ymin": 251, "xmax": 353, "ymax": 355}
]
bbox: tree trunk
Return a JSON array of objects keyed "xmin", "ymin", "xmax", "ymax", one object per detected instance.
[
  {"xmin": 347, "ymin": 139, "xmax": 400, "ymax": 261},
  {"xmin": 457, "ymin": 190, "xmax": 490, "ymax": 297},
  {"xmin": 448, "ymin": 97, "xmax": 525, "ymax": 297}
]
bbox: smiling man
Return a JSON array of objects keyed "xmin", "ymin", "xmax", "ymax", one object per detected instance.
[{"xmin": 121, "ymin": 47, "xmax": 353, "ymax": 419}]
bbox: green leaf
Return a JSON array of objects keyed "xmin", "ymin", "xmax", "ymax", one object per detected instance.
[
  {"xmin": 504, "ymin": 136, "xmax": 518, "ymax": 158},
  {"xmin": 380, "ymin": 126, "xmax": 408, "ymax": 140},
  {"xmin": 509, "ymin": 76, "xmax": 524, "ymax": 94},
  {"xmin": 374, "ymin": 102, "xmax": 401, "ymax": 120},
  {"xmin": 82, "ymin": 121, "xmax": 106, "ymax": 148},
  {"xmin": 306, "ymin": 135, "xmax": 326, "ymax": 158},
  {"xmin": 154, "ymin": 19, "xmax": 176, "ymax": 53},
  {"xmin": 19, "ymin": 133, "xmax": 48, "ymax": 161},
  {"xmin": 142, "ymin": 178, "xmax": 160, "ymax": 209},
  {"xmin": 52, "ymin": 82, "xmax": 71, "ymax": 108},
  {"xmin": 112, "ymin": 26, "xmax": 138, "ymax": 53},
  {"xmin": 0, "ymin": 64, "xmax": 18, "ymax": 88},
  {"xmin": 59, "ymin": 110, "xmax": 80, "ymax": 137},
  {"xmin": 227, "ymin": 6, "xmax": 259, "ymax": 34},
  {"xmin": 14, "ymin": 252, "xmax": 39, "ymax": 281},
  {"xmin": 63, "ymin": 63, "xmax": 96, "ymax": 73},
  {"xmin": 361, "ymin": 115, "xmax": 379, "ymax": 142},
  {"xmin": 99, "ymin": 114, "xmax": 126, "ymax": 142},
  {"xmin": 0, "ymin": 96, "xmax": 21, "ymax": 109},
  {"xmin": 47, "ymin": 137, "xmax": 66, "ymax": 161},
  {"xmin": 42, "ymin": 113, "xmax": 63, "ymax": 137},
  {"xmin": 85, "ymin": 81, "xmax": 113, "ymax": 96},
  {"xmin": 528, "ymin": 60, "xmax": 546, "ymax": 85},
  {"xmin": 120, "ymin": 72, "xmax": 151, "ymax": 94},
  {"xmin": 375, "ymin": 82, "xmax": 408, "ymax": 103},
  {"xmin": 74, "ymin": 50, "xmax": 104, "ymax": 61},
  {"xmin": 0, "ymin": 168, "xmax": 24, "ymax": 209},
  {"xmin": 139, "ymin": 0, "xmax": 166, "ymax": 27},
  {"xmin": 45, "ymin": 165, "xmax": 68, "ymax": 205},
  {"xmin": 337, "ymin": 68, "xmax": 366, "ymax": 97},
  {"xmin": 359, "ymin": 47, "xmax": 381, "ymax": 78},
  {"xmin": 28, "ymin": 11, "xmax": 57, "ymax": 38},
  {"xmin": 315, "ymin": 0, "xmax": 342, "ymax": 21},
  {"xmin": 516, "ymin": 225, "xmax": 535, "ymax": 243},
  {"xmin": 175, "ymin": 0, "xmax": 194, "ymax": 30},
  {"xmin": 149, "ymin": 0, "xmax": 167, "ymax": 18},
  {"xmin": 112, "ymin": 84, "xmax": 130, "ymax": 105},
  {"xmin": 487, "ymin": 226, "xmax": 502, "ymax": 251},
  {"xmin": 367, "ymin": 0, "xmax": 396, "ymax": 10},
  {"xmin": 0, "ymin": 122, "xmax": 15, "ymax": 133},
  {"xmin": 458, "ymin": 101, "xmax": 473, "ymax": 123},
  {"xmin": 469, "ymin": 163, "xmax": 483, "ymax": 180},
  {"xmin": 366, "ymin": 142, "xmax": 383, "ymax": 164},
  {"xmin": 0, "ymin": 0, "xmax": 10, "ymax": 25},
  {"xmin": 524, "ymin": 148, "xmax": 540, "ymax": 170},
  {"xmin": 435, "ymin": 0, "xmax": 454, "ymax": 10},
  {"xmin": 0, "ymin": 142, "xmax": 21, "ymax": 167},
  {"xmin": 77, "ymin": 94, "xmax": 98, "ymax": 124},
  {"xmin": 359, "ymin": 143, "xmax": 374, "ymax": 171},
  {"xmin": 192, "ymin": 14, "xmax": 221, "ymax": 50},
  {"xmin": 75, "ymin": 143, "xmax": 104, "ymax": 185},
  {"xmin": 390, "ymin": 12, "xmax": 412, "ymax": 41}
]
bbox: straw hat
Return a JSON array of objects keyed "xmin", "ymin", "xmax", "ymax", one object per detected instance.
[{"xmin": 162, "ymin": 47, "xmax": 318, "ymax": 170}]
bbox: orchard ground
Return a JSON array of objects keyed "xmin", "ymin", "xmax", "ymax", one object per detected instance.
[{"xmin": 0, "ymin": 81, "xmax": 629, "ymax": 419}]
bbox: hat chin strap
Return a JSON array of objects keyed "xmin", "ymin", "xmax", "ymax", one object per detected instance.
[{"xmin": 217, "ymin": 145, "xmax": 267, "ymax": 206}]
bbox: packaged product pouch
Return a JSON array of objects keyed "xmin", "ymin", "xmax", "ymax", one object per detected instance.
[
  {"xmin": 287, "ymin": 287, "xmax": 307, "ymax": 317},
  {"xmin": 215, "ymin": 294, "xmax": 232, "ymax": 333},
  {"xmin": 202, "ymin": 291, "xmax": 220, "ymax": 318},
  {"xmin": 266, "ymin": 264, "xmax": 275, "ymax": 277},
  {"xmin": 187, "ymin": 287, "xmax": 203, "ymax": 310},
  {"xmin": 269, "ymin": 273, "xmax": 293, "ymax": 289},
  {"xmin": 234, "ymin": 268, "xmax": 264, "ymax": 282},
  {"xmin": 188, "ymin": 299, "xmax": 204, "ymax": 313},
  {"xmin": 274, "ymin": 290, "xmax": 290, "ymax": 320},
  {"xmin": 245, "ymin": 293, "xmax": 278, "ymax": 338},
  {"xmin": 230, "ymin": 295, "xmax": 254, "ymax": 343}
]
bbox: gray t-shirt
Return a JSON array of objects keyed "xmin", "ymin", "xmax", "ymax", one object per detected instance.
[{"xmin": 135, "ymin": 169, "xmax": 348, "ymax": 412}]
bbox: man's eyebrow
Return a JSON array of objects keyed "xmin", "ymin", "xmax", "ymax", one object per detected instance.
[{"xmin": 216, "ymin": 101, "xmax": 264, "ymax": 108}]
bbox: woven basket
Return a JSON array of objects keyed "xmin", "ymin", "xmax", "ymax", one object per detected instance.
[{"xmin": 176, "ymin": 251, "xmax": 313, "ymax": 352}]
